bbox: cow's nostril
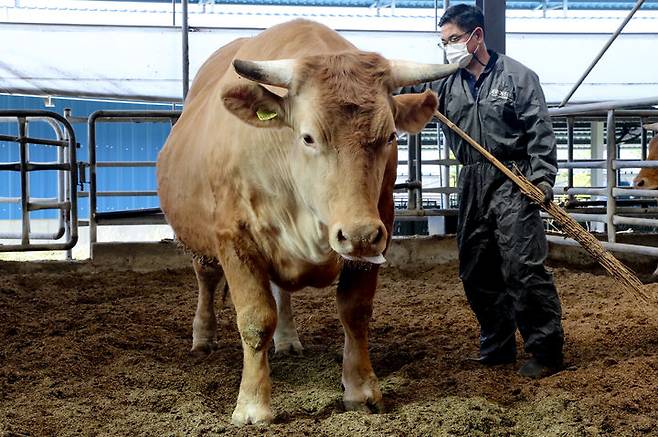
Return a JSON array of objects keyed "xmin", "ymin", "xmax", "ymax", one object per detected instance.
[
  {"xmin": 637, "ymin": 179, "xmax": 645, "ymax": 187},
  {"xmin": 370, "ymin": 227, "xmax": 384, "ymax": 245},
  {"xmin": 337, "ymin": 229, "xmax": 347, "ymax": 242}
]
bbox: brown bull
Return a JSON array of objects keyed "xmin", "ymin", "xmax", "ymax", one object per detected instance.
[
  {"xmin": 157, "ymin": 19, "xmax": 457, "ymax": 425},
  {"xmin": 633, "ymin": 122, "xmax": 658, "ymax": 189}
]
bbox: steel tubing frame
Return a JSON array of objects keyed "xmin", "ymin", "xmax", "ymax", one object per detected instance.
[
  {"xmin": 0, "ymin": 111, "xmax": 78, "ymax": 252},
  {"xmin": 87, "ymin": 110, "xmax": 181, "ymax": 251},
  {"xmin": 6, "ymin": 100, "xmax": 658, "ymax": 257},
  {"xmin": 392, "ymin": 99, "xmax": 658, "ymax": 256},
  {"xmin": 546, "ymin": 235, "xmax": 658, "ymax": 257}
]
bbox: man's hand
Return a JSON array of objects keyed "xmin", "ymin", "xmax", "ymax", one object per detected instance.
[{"xmin": 536, "ymin": 181, "xmax": 554, "ymax": 204}]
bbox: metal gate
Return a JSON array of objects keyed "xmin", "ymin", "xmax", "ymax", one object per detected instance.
[{"xmin": 0, "ymin": 110, "xmax": 78, "ymax": 252}]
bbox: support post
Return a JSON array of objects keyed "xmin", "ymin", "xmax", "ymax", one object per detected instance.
[
  {"xmin": 641, "ymin": 117, "xmax": 648, "ymax": 160},
  {"xmin": 606, "ymin": 110, "xmax": 617, "ymax": 243},
  {"xmin": 567, "ymin": 117, "xmax": 575, "ymax": 201},
  {"xmin": 18, "ymin": 117, "xmax": 30, "ymax": 246},
  {"xmin": 88, "ymin": 115, "xmax": 98, "ymax": 248},
  {"xmin": 415, "ymin": 131, "xmax": 423, "ymax": 209},
  {"xmin": 407, "ymin": 135, "xmax": 418, "ymax": 210},
  {"xmin": 182, "ymin": 0, "xmax": 189, "ymax": 102},
  {"xmin": 440, "ymin": 124, "xmax": 450, "ymax": 210},
  {"xmin": 591, "ymin": 121, "xmax": 605, "ymax": 233},
  {"xmin": 482, "ymin": 0, "xmax": 506, "ymax": 54},
  {"xmin": 172, "ymin": 0, "xmax": 176, "ymax": 26}
]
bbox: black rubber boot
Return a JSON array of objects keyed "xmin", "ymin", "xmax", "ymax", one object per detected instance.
[
  {"xmin": 465, "ymin": 353, "xmax": 516, "ymax": 366},
  {"xmin": 518, "ymin": 357, "xmax": 562, "ymax": 378}
]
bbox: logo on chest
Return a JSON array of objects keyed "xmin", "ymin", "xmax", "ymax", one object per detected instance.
[{"xmin": 489, "ymin": 88, "xmax": 513, "ymax": 103}]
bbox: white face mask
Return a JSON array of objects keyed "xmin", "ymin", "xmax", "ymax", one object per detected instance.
[{"xmin": 443, "ymin": 30, "xmax": 477, "ymax": 68}]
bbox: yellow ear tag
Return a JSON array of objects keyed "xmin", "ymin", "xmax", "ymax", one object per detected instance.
[{"xmin": 256, "ymin": 109, "xmax": 278, "ymax": 121}]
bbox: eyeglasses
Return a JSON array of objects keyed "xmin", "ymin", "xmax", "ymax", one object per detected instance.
[{"xmin": 438, "ymin": 29, "xmax": 475, "ymax": 49}]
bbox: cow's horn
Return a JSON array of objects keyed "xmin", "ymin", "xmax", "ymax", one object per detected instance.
[
  {"xmin": 389, "ymin": 60, "xmax": 459, "ymax": 87},
  {"xmin": 643, "ymin": 122, "xmax": 658, "ymax": 132},
  {"xmin": 233, "ymin": 59, "xmax": 294, "ymax": 88}
]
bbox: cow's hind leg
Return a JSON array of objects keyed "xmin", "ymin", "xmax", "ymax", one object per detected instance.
[
  {"xmin": 272, "ymin": 283, "xmax": 303, "ymax": 356},
  {"xmin": 219, "ymin": 243, "xmax": 276, "ymax": 426},
  {"xmin": 191, "ymin": 258, "xmax": 225, "ymax": 357},
  {"xmin": 337, "ymin": 265, "xmax": 383, "ymax": 413}
]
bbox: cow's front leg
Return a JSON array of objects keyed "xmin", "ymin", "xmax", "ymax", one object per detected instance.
[
  {"xmin": 219, "ymin": 244, "xmax": 276, "ymax": 426},
  {"xmin": 191, "ymin": 259, "xmax": 225, "ymax": 357},
  {"xmin": 337, "ymin": 265, "xmax": 382, "ymax": 413},
  {"xmin": 271, "ymin": 283, "xmax": 303, "ymax": 355}
]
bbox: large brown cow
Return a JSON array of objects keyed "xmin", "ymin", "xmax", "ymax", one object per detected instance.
[
  {"xmin": 157, "ymin": 19, "xmax": 457, "ymax": 425},
  {"xmin": 633, "ymin": 122, "xmax": 658, "ymax": 189}
]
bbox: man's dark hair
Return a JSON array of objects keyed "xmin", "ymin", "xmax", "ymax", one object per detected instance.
[{"xmin": 438, "ymin": 4, "xmax": 485, "ymax": 33}]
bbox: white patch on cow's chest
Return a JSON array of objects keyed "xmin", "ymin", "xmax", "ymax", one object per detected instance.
[
  {"xmin": 273, "ymin": 206, "xmax": 332, "ymax": 265},
  {"xmin": 242, "ymin": 139, "xmax": 333, "ymax": 265}
]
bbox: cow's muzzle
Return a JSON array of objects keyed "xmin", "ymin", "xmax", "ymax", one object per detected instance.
[
  {"xmin": 329, "ymin": 219, "xmax": 388, "ymax": 264},
  {"xmin": 633, "ymin": 176, "xmax": 658, "ymax": 190}
]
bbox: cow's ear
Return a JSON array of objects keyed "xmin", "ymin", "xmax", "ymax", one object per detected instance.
[
  {"xmin": 221, "ymin": 82, "xmax": 289, "ymax": 128},
  {"xmin": 392, "ymin": 89, "xmax": 438, "ymax": 134}
]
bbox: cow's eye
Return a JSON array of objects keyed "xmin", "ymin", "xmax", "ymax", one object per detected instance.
[
  {"xmin": 387, "ymin": 132, "xmax": 398, "ymax": 144},
  {"xmin": 302, "ymin": 134, "xmax": 315, "ymax": 146}
]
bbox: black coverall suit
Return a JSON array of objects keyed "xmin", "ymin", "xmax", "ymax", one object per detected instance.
[{"xmin": 400, "ymin": 51, "xmax": 564, "ymax": 365}]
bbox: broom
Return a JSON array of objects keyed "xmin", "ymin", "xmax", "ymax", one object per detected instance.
[{"xmin": 433, "ymin": 109, "xmax": 651, "ymax": 303}]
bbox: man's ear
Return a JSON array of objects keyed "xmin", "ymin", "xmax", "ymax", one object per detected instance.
[
  {"xmin": 392, "ymin": 89, "xmax": 438, "ymax": 134},
  {"xmin": 221, "ymin": 82, "xmax": 289, "ymax": 128}
]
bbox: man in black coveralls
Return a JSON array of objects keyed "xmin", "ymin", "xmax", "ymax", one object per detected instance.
[{"xmin": 400, "ymin": 4, "xmax": 564, "ymax": 378}]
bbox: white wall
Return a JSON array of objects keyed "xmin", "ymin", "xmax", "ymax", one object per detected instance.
[{"xmin": 2, "ymin": 22, "xmax": 657, "ymax": 104}]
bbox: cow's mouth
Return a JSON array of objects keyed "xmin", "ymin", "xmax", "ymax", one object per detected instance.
[{"xmin": 339, "ymin": 253, "xmax": 387, "ymax": 265}]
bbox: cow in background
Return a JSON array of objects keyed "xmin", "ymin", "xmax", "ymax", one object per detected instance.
[
  {"xmin": 157, "ymin": 19, "xmax": 457, "ymax": 425},
  {"xmin": 633, "ymin": 122, "xmax": 658, "ymax": 189}
]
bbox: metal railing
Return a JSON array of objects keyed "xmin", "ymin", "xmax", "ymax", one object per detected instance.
[
  {"xmin": 0, "ymin": 110, "xmax": 78, "ymax": 252},
  {"xmin": 3, "ymin": 98, "xmax": 657, "ymax": 258},
  {"xmin": 86, "ymin": 110, "xmax": 180, "ymax": 249},
  {"xmin": 546, "ymin": 98, "xmax": 658, "ymax": 254},
  {"xmin": 394, "ymin": 96, "xmax": 658, "ymax": 255}
]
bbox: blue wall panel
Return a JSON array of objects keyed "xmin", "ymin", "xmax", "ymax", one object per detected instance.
[{"xmin": 0, "ymin": 95, "xmax": 175, "ymax": 220}]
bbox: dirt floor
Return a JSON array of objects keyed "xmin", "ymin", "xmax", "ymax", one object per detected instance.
[{"xmin": 1, "ymin": 260, "xmax": 658, "ymax": 437}]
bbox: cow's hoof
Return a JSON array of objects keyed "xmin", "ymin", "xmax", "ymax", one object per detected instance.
[
  {"xmin": 343, "ymin": 398, "xmax": 383, "ymax": 414},
  {"xmin": 231, "ymin": 404, "xmax": 273, "ymax": 426},
  {"xmin": 274, "ymin": 340, "xmax": 304, "ymax": 356},
  {"xmin": 190, "ymin": 340, "xmax": 218, "ymax": 358}
]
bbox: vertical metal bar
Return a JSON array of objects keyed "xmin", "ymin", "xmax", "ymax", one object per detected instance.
[
  {"xmin": 65, "ymin": 116, "xmax": 79, "ymax": 252},
  {"xmin": 88, "ymin": 115, "xmax": 98, "ymax": 249},
  {"xmin": 559, "ymin": 0, "xmax": 646, "ymax": 107},
  {"xmin": 415, "ymin": 131, "xmax": 423, "ymax": 209},
  {"xmin": 61, "ymin": 108, "xmax": 74, "ymax": 258},
  {"xmin": 435, "ymin": 0, "xmax": 438, "ymax": 31},
  {"xmin": 18, "ymin": 117, "xmax": 30, "ymax": 245},
  {"xmin": 567, "ymin": 117, "xmax": 575, "ymax": 200},
  {"xmin": 606, "ymin": 110, "xmax": 617, "ymax": 243},
  {"xmin": 407, "ymin": 134, "xmax": 417, "ymax": 210},
  {"xmin": 182, "ymin": 0, "xmax": 189, "ymax": 102},
  {"xmin": 640, "ymin": 116, "xmax": 648, "ymax": 160},
  {"xmin": 57, "ymin": 126, "xmax": 69, "ymax": 258},
  {"xmin": 440, "ymin": 125, "xmax": 449, "ymax": 209},
  {"xmin": 440, "ymin": 0, "xmax": 450, "ymax": 30},
  {"xmin": 172, "ymin": 0, "xmax": 176, "ymax": 26},
  {"xmin": 438, "ymin": 0, "xmax": 449, "ymax": 31},
  {"xmin": 43, "ymin": 117, "xmax": 67, "ymax": 242}
]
